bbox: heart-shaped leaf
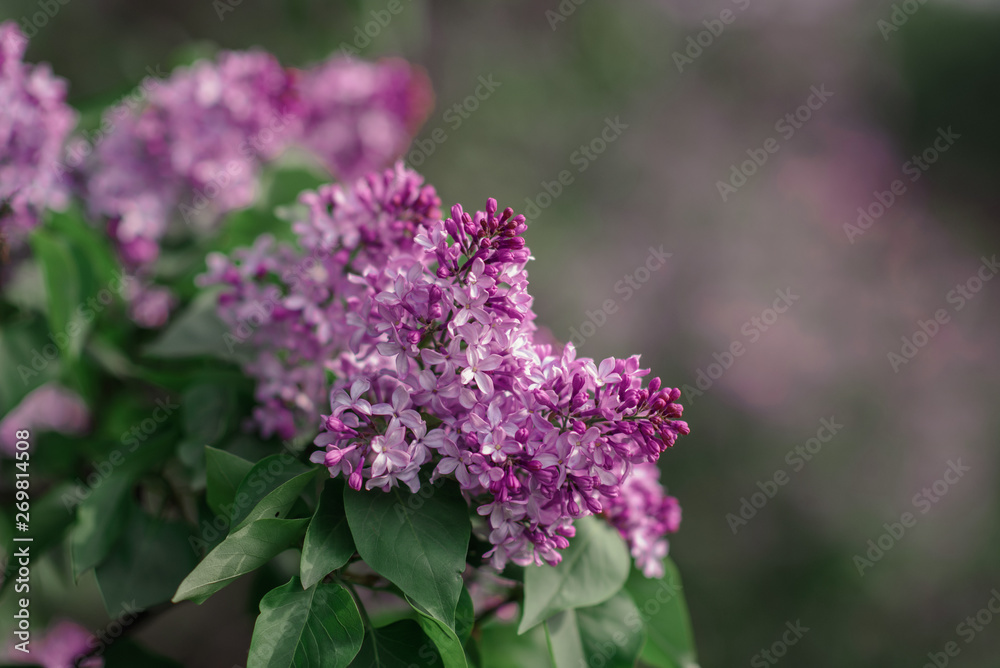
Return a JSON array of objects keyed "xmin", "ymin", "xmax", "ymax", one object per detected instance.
[
  {"xmin": 300, "ymin": 478, "xmax": 355, "ymax": 589},
  {"xmin": 519, "ymin": 515, "xmax": 630, "ymax": 634},
  {"xmin": 173, "ymin": 517, "xmax": 309, "ymax": 604},
  {"xmin": 344, "ymin": 480, "xmax": 470, "ymax": 628},
  {"xmin": 247, "ymin": 578, "xmax": 364, "ymax": 668},
  {"xmin": 625, "ymin": 559, "xmax": 699, "ymax": 668}
]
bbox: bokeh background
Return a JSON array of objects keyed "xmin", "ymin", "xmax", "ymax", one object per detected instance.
[{"xmin": 4, "ymin": 0, "xmax": 1000, "ymax": 665}]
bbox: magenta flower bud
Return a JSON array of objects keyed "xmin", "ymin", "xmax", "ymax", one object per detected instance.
[
  {"xmin": 325, "ymin": 449, "xmax": 347, "ymax": 467},
  {"xmin": 534, "ymin": 391, "xmax": 557, "ymax": 410},
  {"xmin": 450, "ymin": 203, "xmax": 464, "ymax": 225},
  {"xmin": 349, "ymin": 469, "xmax": 363, "ymax": 491},
  {"xmin": 648, "ymin": 377, "xmax": 661, "ymax": 394},
  {"xmin": 498, "ymin": 236, "xmax": 525, "ymax": 249},
  {"xmin": 523, "ymin": 458, "xmax": 542, "ymax": 471},
  {"xmin": 535, "ymin": 468, "xmax": 558, "ymax": 486},
  {"xmin": 616, "ymin": 421, "xmax": 637, "ymax": 435}
]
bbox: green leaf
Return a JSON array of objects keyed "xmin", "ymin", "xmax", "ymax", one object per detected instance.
[
  {"xmin": 95, "ymin": 506, "xmax": 198, "ymax": 616},
  {"xmin": 205, "ymin": 446, "xmax": 255, "ymax": 517},
  {"xmin": 478, "ymin": 621, "xmax": 550, "ymax": 668},
  {"xmin": 544, "ymin": 590, "xmax": 645, "ymax": 668},
  {"xmin": 344, "ymin": 481, "xmax": 470, "ymax": 628},
  {"xmin": 348, "ymin": 620, "xmax": 443, "ymax": 668},
  {"xmin": 247, "ymin": 578, "xmax": 364, "ymax": 668},
  {"xmin": 455, "ymin": 587, "xmax": 475, "ymax": 646},
  {"xmin": 408, "ymin": 593, "xmax": 471, "ymax": 668},
  {"xmin": 518, "ymin": 516, "xmax": 630, "ymax": 634},
  {"xmin": 46, "ymin": 207, "xmax": 120, "ymax": 291},
  {"xmin": 300, "ymin": 478, "xmax": 355, "ymax": 589},
  {"xmin": 172, "ymin": 517, "xmax": 309, "ymax": 604},
  {"xmin": 544, "ymin": 610, "xmax": 586, "ymax": 668},
  {"xmin": 263, "ymin": 167, "xmax": 329, "ymax": 212},
  {"xmin": 230, "ymin": 456, "xmax": 315, "ymax": 531},
  {"xmin": 69, "ymin": 474, "xmax": 132, "ymax": 578},
  {"xmin": 625, "ymin": 560, "xmax": 699, "ymax": 668},
  {"xmin": 29, "ymin": 230, "xmax": 83, "ymax": 359},
  {"xmin": 143, "ymin": 289, "xmax": 237, "ymax": 360}
]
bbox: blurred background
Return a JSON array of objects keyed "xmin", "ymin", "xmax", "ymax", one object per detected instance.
[{"xmin": 5, "ymin": 0, "xmax": 1000, "ymax": 665}]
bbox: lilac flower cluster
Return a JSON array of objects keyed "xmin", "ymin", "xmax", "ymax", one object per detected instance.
[
  {"xmin": 0, "ymin": 24, "xmax": 429, "ymax": 325},
  {"xmin": 0, "ymin": 22, "xmax": 76, "ymax": 246},
  {"xmin": 205, "ymin": 162, "xmax": 689, "ymax": 573},
  {"xmin": 201, "ymin": 163, "xmax": 441, "ymax": 439},
  {"xmin": 87, "ymin": 50, "xmax": 296, "ymax": 266},
  {"xmin": 81, "ymin": 51, "xmax": 429, "ymax": 326},
  {"xmin": 295, "ymin": 56, "xmax": 433, "ymax": 182}
]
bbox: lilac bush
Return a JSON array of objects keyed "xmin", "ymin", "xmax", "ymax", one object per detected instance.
[
  {"xmin": 0, "ymin": 23, "xmax": 75, "ymax": 246},
  {"xmin": 202, "ymin": 163, "xmax": 690, "ymax": 576},
  {"xmin": 0, "ymin": 19, "xmax": 697, "ymax": 668}
]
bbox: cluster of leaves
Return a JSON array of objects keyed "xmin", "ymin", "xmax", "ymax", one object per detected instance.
[{"xmin": 0, "ymin": 167, "xmax": 697, "ymax": 667}]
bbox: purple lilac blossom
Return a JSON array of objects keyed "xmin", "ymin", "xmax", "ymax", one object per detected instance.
[
  {"xmin": 3, "ymin": 619, "xmax": 101, "ymax": 668},
  {"xmin": 85, "ymin": 51, "xmax": 431, "ymax": 327},
  {"xmin": 199, "ymin": 162, "xmax": 441, "ymax": 440},
  {"xmin": 204, "ymin": 162, "xmax": 689, "ymax": 574},
  {"xmin": 0, "ymin": 21, "xmax": 76, "ymax": 247},
  {"xmin": 86, "ymin": 50, "xmax": 296, "ymax": 267},
  {"xmin": 294, "ymin": 56, "xmax": 433, "ymax": 181},
  {"xmin": 0, "ymin": 383, "xmax": 90, "ymax": 455}
]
